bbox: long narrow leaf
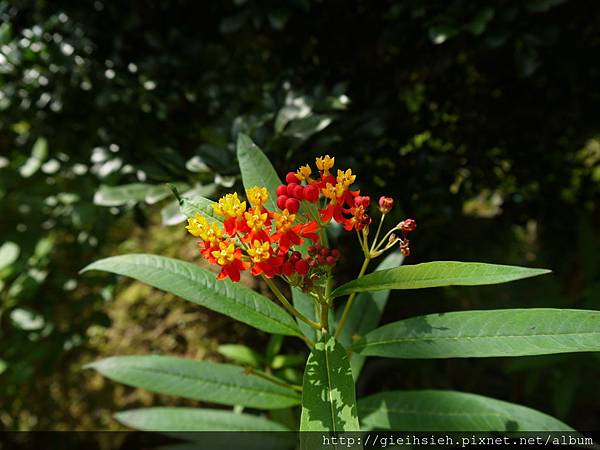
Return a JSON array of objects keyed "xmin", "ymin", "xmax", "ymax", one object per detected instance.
[
  {"xmin": 81, "ymin": 254, "xmax": 301, "ymax": 336},
  {"xmin": 331, "ymin": 261, "xmax": 550, "ymax": 298},
  {"xmin": 352, "ymin": 308, "xmax": 600, "ymax": 359},
  {"xmin": 87, "ymin": 356, "xmax": 300, "ymax": 409},
  {"xmin": 236, "ymin": 133, "xmax": 282, "ymax": 212},
  {"xmin": 358, "ymin": 390, "xmax": 573, "ymax": 431},
  {"xmin": 115, "ymin": 407, "xmax": 291, "ymax": 431}
]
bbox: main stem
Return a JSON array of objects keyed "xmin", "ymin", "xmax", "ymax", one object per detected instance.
[{"xmin": 334, "ymin": 256, "xmax": 371, "ymax": 339}]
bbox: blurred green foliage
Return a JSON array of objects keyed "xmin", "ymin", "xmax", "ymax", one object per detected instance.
[{"xmin": 1, "ymin": 0, "xmax": 600, "ymax": 431}]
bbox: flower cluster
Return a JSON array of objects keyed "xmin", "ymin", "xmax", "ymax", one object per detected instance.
[
  {"xmin": 186, "ymin": 155, "xmax": 416, "ymax": 283},
  {"xmin": 275, "ymin": 155, "xmax": 371, "ymax": 232},
  {"xmin": 186, "ymin": 186, "xmax": 320, "ymax": 282}
]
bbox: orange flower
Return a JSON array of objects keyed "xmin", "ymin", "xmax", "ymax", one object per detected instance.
[
  {"xmin": 272, "ymin": 209, "xmax": 319, "ymax": 252},
  {"xmin": 210, "ymin": 240, "xmax": 250, "ymax": 282}
]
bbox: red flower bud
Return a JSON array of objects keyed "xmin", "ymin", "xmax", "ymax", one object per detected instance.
[
  {"xmin": 295, "ymin": 259, "xmax": 309, "ymax": 275},
  {"xmin": 286, "ymin": 172, "xmax": 298, "ymax": 184},
  {"xmin": 293, "ymin": 184, "xmax": 305, "ymax": 200},
  {"xmin": 399, "ymin": 218, "xmax": 416, "ymax": 232},
  {"xmin": 276, "ymin": 184, "xmax": 287, "ymax": 196},
  {"xmin": 330, "ymin": 249, "xmax": 340, "ymax": 259},
  {"xmin": 355, "ymin": 195, "xmax": 371, "ymax": 208},
  {"xmin": 308, "ymin": 246, "xmax": 317, "ymax": 255},
  {"xmin": 304, "ymin": 184, "xmax": 319, "ymax": 202},
  {"xmin": 291, "ymin": 251, "xmax": 302, "ymax": 262},
  {"xmin": 282, "ymin": 261, "xmax": 295, "ymax": 276},
  {"xmin": 276, "ymin": 195, "xmax": 288, "ymax": 210},
  {"xmin": 285, "ymin": 197, "xmax": 300, "ymax": 213},
  {"xmin": 285, "ymin": 183, "xmax": 298, "ymax": 196},
  {"xmin": 326, "ymin": 255, "xmax": 336, "ymax": 265},
  {"xmin": 319, "ymin": 247, "xmax": 330, "ymax": 256},
  {"xmin": 379, "ymin": 196, "xmax": 394, "ymax": 214}
]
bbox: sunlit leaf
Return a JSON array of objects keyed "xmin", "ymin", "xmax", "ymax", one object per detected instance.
[{"xmin": 352, "ymin": 308, "xmax": 600, "ymax": 359}]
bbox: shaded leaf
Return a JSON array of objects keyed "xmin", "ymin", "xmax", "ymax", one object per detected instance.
[
  {"xmin": 87, "ymin": 356, "xmax": 300, "ymax": 409},
  {"xmin": 115, "ymin": 407, "xmax": 290, "ymax": 431},
  {"xmin": 236, "ymin": 133, "xmax": 282, "ymax": 212},
  {"xmin": 358, "ymin": 390, "xmax": 573, "ymax": 431},
  {"xmin": 335, "ymin": 252, "xmax": 403, "ymax": 378}
]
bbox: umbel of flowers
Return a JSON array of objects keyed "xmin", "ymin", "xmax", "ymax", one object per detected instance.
[{"xmin": 186, "ymin": 156, "xmax": 415, "ymax": 296}]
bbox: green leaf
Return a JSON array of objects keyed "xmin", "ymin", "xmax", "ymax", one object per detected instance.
[
  {"xmin": 87, "ymin": 356, "xmax": 300, "ymax": 409},
  {"xmin": 94, "ymin": 183, "xmax": 188, "ymax": 207},
  {"xmin": 358, "ymin": 390, "xmax": 573, "ymax": 431},
  {"xmin": 179, "ymin": 194, "xmax": 222, "ymax": 224},
  {"xmin": 300, "ymin": 336, "xmax": 359, "ymax": 432},
  {"xmin": 81, "ymin": 254, "xmax": 301, "ymax": 337},
  {"xmin": 162, "ymin": 184, "xmax": 217, "ymax": 225},
  {"xmin": 19, "ymin": 137, "xmax": 47, "ymax": 177},
  {"xmin": 336, "ymin": 252, "xmax": 403, "ymax": 378},
  {"xmin": 331, "ymin": 261, "xmax": 550, "ymax": 298},
  {"xmin": 352, "ymin": 308, "xmax": 600, "ymax": 359},
  {"xmin": 218, "ymin": 344, "xmax": 264, "ymax": 367},
  {"xmin": 292, "ymin": 287, "xmax": 318, "ymax": 342},
  {"xmin": 115, "ymin": 407, "xmax": 290, "ymax": 431},
  {"xmin": 236, "ymin": 133, "xmax": 282, "ymax": 212},
  {"xmin": 0, "ymin": 241, "xmax": 20, "ymax": 271},
  {"xmin": 271, "ymin": 354, "xmax": 306, "ymax": 370}
]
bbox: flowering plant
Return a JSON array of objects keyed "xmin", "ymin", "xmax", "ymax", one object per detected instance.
[{"xmin": 82, "ymin": 135, "xmax": 597, "ymax": 440}]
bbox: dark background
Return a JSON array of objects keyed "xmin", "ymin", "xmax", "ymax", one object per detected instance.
[{"xmin": 1, "ymin": 0, "xmax": 599, "ymax": 431}]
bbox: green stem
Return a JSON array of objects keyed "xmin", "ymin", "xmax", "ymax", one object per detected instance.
[
  {"xmin": 320, "ymin": 302, "xmax": 329, "ymax": 334},
  {"xmin": 263, "ymin": 276, "xmax": 321, "ymax": 331},
  {"xmin": 370, "ymin": 214, "xmax": 386, "ymax": 253},
  {"xmin": 334, "ymin": 256, "xmax": 371, "ymax": 339}
]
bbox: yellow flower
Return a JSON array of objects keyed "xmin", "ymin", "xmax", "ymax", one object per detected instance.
[
  {"xmin": 336, "ymin": 168, "xmax": 356, "ymax": 189},
  {"xmin": 316, "ymin": 155, "xmax": 335, "ymax": 176},
  {"xmin": 211, "ymin": 241, "xmax": 236, "ymax": 266},
  {"xmin": 186, "ymin": 214, "xmax": 223, "ymax": 243},
  {"xmin": 246, "ymin": 186, "xmax": 269, "ymax": 207},
  {"xmin": 322, "ymin": 182, "xmax": 345, "ymax": 201},
  {"xmin": 213, "ymin": 192, "xmax": 247, "ymax": 219},
  {"xmin": 246, "ymin": 240, "xmax": 271, "ymax": 263},
  {"xmin": 273, "ymin": 209, "xmax": 296, "ymax": 233},
  {"xmin": 186, "ymin": 213, "xmax": 208, "ymax": 237},
  {"xmin": 295, "ymin": 164, "xmax": 312, "ymax": 181},
  {"xmin": 244, "ymin": 208, "xmax": 268, "ymax": 232}
]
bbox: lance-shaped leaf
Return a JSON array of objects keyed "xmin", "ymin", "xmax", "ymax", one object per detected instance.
[
  {"xmin": 331, "ymin": 261, "xmax": 550, "ymax": 298},
  {"xmin": 358, "ymin": 390, "xmax": 573, "ymax": 431},
  {"xmin": 115, "ymin": 407, "xmax": 291, "ymax": 431},
  {"xmin": 237, "ymin": 133, "xmax": 282, "ymax": 212},
  {"xmin": 179, "ymin": 194, "xmax": 222, "ymax": 224},
  {"xmin": 352, "ymin": 308, "xmax": 600, "ymax": 359},
  {"xmin": 87, "ymin": 356, "xmax": 300, "ymax": 409},
  {"xmin": 335, "ymin": 252, "xmax": 403, "ymax": 378},
  {"xmin": 300, "ymin": 336, "xmax": 359, "ymax": 432},
  {"xmin": 81, "ymin": 254, "xmax": 301, "ymax": 336}
]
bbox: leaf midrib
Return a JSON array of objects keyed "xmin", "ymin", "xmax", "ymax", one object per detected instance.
[
  {"xmin": 105, "ymin": 363, "xmax": 300, "ymax": 402},
  {"xmin": 360, "ymin": 330, "xmax": 600, "ymax": 348}
]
